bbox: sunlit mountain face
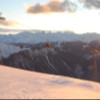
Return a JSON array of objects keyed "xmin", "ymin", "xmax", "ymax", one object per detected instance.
[{"xmin": 1, "ymin": 1, "xmax": 100, "ymax": 99}]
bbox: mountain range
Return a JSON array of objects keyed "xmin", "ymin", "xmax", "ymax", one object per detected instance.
[
  {"xmin": 0, "ymin": 30, "xmax": 100, "ymax": 44},
  {"xmin": 0, "ymin": 30, "xmax": 100, "ymax": 82}
]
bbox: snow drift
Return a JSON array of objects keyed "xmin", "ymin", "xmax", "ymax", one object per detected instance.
[{"xmin": 0, "ymin": 65, "xmax": 100, "ymax": 99}]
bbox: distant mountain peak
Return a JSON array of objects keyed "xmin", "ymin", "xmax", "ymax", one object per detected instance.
[{"xmin": 0, "ymin": 31, "xmax": 100, "ymax": 44}]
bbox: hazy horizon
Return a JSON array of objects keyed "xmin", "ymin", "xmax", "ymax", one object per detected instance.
[
  {"xmin": 0, "ymin": 28, "xmax": 100, "ymax": 35},
  {"xmin": 1, "ymin": 0, "xmax": 100, "ymax": 34}
]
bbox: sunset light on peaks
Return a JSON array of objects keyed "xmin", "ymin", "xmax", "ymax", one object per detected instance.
[{"xmin": 1, "ymin": 1, "xmax": 100, "ymax": 99}]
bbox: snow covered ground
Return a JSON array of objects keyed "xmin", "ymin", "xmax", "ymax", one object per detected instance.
[{"xmin": 0, "ymin": 65, "xmax": 100, "ymax": 99}]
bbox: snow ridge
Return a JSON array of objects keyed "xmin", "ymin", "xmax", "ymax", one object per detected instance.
[{"xmin": 0, "ymin": 31, "xmax": 100, "ymax": 44}]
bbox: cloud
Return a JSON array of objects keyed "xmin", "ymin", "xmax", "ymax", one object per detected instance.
[
  {"xmin": 80, "ymin": 0, "xmax": 100, "ymax": 9},
  {"xmin": 0, "ymin": 20, "xmax": 19, "ymax": 26},
  {"xmin": 26, "ymin": 0, "xmax": 77, "ymax": 14}
]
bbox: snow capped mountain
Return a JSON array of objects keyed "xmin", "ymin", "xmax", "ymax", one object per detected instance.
[
  {"xmin": 2, "ymin": 41, "xmax": 100, "ymax": 82},
  {"xmin": 0, "ymin": 43, "xmax": 29, "ymax": 58},
  {"xmin": 0, "ymin": 30, "xmax": 100, "ymax": 82},
  {"xmin": 0, "ymin": 31, "xmax": 100, "ymax": 44}
]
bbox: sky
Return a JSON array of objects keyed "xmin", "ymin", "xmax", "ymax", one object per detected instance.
[{"xmin": 0, "ymin": 0, "xmax": 100, "ymax": 34}]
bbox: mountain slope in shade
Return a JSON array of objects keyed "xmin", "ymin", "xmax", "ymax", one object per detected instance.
[
  {"xmin": 0, "ymin": 65, "xmax": 100, "ymax": 99},
  {"xmin": 3, "ymin": 41, "xmax": 100, "ymax": 81}
]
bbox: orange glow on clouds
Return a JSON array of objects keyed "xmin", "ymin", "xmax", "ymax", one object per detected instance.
[{"xmin": 0, "ymin": 20, "xmax": 19, "ymax": 26}]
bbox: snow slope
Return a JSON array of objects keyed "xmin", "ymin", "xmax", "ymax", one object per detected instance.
[{"xmin": 0, "ymin": 65, "xmax": 100, "ymax": 99}]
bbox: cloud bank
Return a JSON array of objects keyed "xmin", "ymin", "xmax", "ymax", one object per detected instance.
[
  {"xmin": 26, "ymin": 0, "xmax": 100, "ymax": 14},
  {"xmin": 27, "ymin": 0, "xmax": 77, "ymax": 14},
  {"xmin": 0, "ymin": 20, "xmax": 19, "ymax": 26},
  {"xmin": 80, "ymin": 0, "xmax": 100, "ymax": 9}
]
